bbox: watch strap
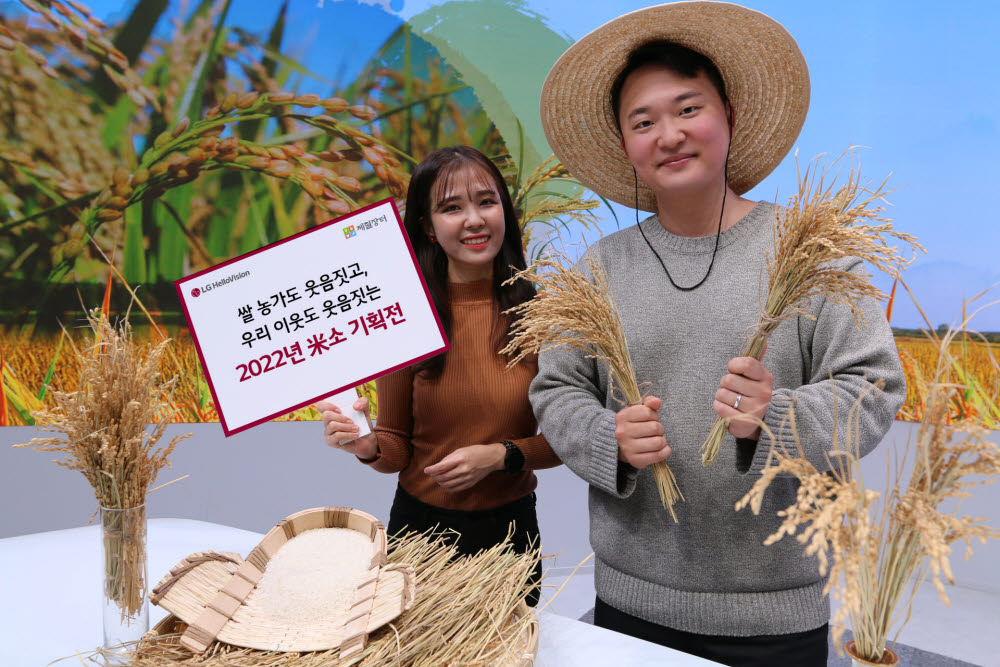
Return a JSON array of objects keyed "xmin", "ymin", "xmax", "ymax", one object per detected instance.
[{"xmin": 501, "ymin": 440, "xmax": 524, "ymax": 475}]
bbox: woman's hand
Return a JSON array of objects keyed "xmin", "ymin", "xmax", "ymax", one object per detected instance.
[
  {"xmin": 713, "ymin": 355, "xmax": 774, "ymax": 440},
  {"xmin": 615, "ymin": 395, "xmax": 671, "ymax": 469},
  {"xmin": 424, "ymin": 443, "xmax": 506, "ymax": 492},
  {"xmin": 315, "ymin": 397, "xmax": 378, "ymax": 460}
]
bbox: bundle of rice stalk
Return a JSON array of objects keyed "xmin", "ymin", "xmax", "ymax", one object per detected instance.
[
  {"xmin": 84, "ymin": 530, "xmax": 539, "ymax": 666},
  {"xmin": 735, "ymin": 299, "xmax": 1000, "ymax": 663},
  {"xmin": 700, "ymin": 149, "xmax": 924, "ymax": 466},
  {"xmin": 501, "ymin": 252, "xmax": 683, "ymax": 521},
  {"xmin": 14, "ymin": 310, "xmax": 191, "ymax": 619}
]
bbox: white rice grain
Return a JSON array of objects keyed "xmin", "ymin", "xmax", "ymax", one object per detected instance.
[{"xmin": 253, "ymin": 527, "xmax": 373, "ymax": 626}]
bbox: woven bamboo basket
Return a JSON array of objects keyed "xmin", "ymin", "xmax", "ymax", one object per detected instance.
[{"xmin": 149, "ymin": 507, "xmax": 414, "ymax": 657}]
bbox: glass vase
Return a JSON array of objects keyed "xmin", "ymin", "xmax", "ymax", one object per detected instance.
[{"xmin": 100, "ymin": 505, "xmax": 149, "ymax": 650}]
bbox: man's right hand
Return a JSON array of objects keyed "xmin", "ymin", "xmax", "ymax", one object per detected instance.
[
  {"xmin": 615, "ymin": 395, "xmax": 671, "ymax": 469},
  {"xmin": 316, "ymin": 397, "xmax": 378, "ymax": 460}
]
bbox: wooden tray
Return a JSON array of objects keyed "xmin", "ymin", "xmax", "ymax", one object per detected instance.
[{"xmin": 150, "ymin": 507, "xmax": 414, "ymax": 657}]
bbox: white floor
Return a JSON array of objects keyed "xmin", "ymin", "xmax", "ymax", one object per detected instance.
[{"xmin": 540, "ymin": 566, "xmax": 1000, "ymax": 667}]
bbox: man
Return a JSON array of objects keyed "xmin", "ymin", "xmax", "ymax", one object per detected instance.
[{"xmin": 530, "ymin": 4, "xmax": 906, "ymax": 665}]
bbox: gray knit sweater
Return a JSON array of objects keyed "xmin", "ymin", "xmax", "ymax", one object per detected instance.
[{"xmin": 529, "ymin": 201, "xmax": 906, "ymax": 636}]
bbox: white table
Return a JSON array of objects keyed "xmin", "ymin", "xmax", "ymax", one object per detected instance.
[{"xmin": 0, "ymin": 519, "xmax": 719, "ymax": 666}]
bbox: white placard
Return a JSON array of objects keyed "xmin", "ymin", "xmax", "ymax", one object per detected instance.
[
  {"xmin": 175, "ymin": 198, "xmax": 448, "ymax": 436},
  {"xmin": 326, "ymin": 388, "xmax": 371, "ymax": 442}
]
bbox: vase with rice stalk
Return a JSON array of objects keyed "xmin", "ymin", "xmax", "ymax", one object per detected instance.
[
  {"xmin": 12, "ymin": 311, "xmax": 190, "ymax": 653},
  {"xmin": 736, "ymin": 294, "xmax": 1000, "ymax": 667},
  {"xmin": 99, "ymin": 504, "xmax": 149, "ymax": 649}
]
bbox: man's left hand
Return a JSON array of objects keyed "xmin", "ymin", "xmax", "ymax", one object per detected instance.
[{"xmin": 713, "ymin": 355, "xmax": 774, "ymax": 440}]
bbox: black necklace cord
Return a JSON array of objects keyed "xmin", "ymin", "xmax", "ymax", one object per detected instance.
[{"xmin": 634, "ymin": 133, "xmax": 733, "ymax": 292}]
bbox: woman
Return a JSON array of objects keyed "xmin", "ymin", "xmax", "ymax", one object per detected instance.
[
  {"xmin": 530, "ymin": 3, "xmax": 906, "ymax": 665},
  {"xmin": 316, "ymin": 146, "xmax": 561, "ymax": 606}
]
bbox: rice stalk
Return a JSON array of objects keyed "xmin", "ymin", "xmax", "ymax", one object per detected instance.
[
  {"xmin": 701, "ymin": 148, "xmax": 924, "ymax": 465},
  {"xmin": 735, "ymin": 297, "xmax": 1000, "ymax": 662},
  {"xmin": 9, "ymin": 0, "xmax": 160, "ymax": 109},
  {"xmin": 0, "ymin": 18, "xmax": 115, "ymax": 198},
  {"xmin": 157, "ymin": 8, "xmax": 219, "ymax": 124},
  {"xmin": 513, "ymin": 154, "xmax": 569, "ymax": 206},
  {"xmin": 45, "ymin": 89, "xmax": 409, "ymax": 280},
  {"xmin": 13, "ymin": 310, "xmax": 191, "ymax": 620},
  {"xmin": 501, "ymin": 251, "xmax": 683, "ymax": 521},
  {"xmin": 512, "ymin": 155, "xmax": 603, "ymax": 258}
]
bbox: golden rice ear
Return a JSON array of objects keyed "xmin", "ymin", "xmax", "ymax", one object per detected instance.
[
  {"xmin": 735, "ymin": 296, "xmax": 1000, "ymax": 662},
  {"xmin": 501, "ymin": 250, "xmax": 684, "ymax": 520},
  {"xmin": 701, "ymin": 149, "xmax": 923, "ymax": 466}
]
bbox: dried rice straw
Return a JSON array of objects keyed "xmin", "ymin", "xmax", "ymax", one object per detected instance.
[
  {"xmin": 501, "ymin": 252, "xmax": 683, "ymax": 521},
  {"xmin": 700, "ymin": 148, "xmax": 924, "ymax": 465},
  {"xmin": 14, "ymin": 310, "xmax": 190, "ymax": 621},
  {"xmin": 77, "ymin": 530, "xmax": 539, "ymax": 666},
  {"xmin": 735, "ymin": 294, "xmax": 1000, "ymax": 662}
]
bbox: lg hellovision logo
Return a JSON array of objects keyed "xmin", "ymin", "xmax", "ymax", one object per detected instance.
[{"xmin": 191, "ymin": 270, "xmax": 250, "ymax": 298}]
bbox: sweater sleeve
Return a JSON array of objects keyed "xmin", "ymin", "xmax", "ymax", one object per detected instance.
[
  {"xmin": 513, "ymin": 433, "xmax": 563, "ymax": 471},
  {"xmin": 529, "ymin": 343, "xmax": 637, "ymax": 497},
  {"xmin": 528, "ymin": 249, "xmax": 638, "ymax": 496},
  {"xmin": 528, "ymin": 247, "xmax": 639, "ymax": 495},
  {"xmin": 738, "ymin": 258, "xmax": 906, "ymax": 475},
  {"xmin": 364, "ymin": 366, "xmax": 415, "ymax": 474}
]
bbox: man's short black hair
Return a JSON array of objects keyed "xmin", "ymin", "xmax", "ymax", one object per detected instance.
[{"xmin": 610, "ymin": 41, "xmax": 729, "ymax": 130}]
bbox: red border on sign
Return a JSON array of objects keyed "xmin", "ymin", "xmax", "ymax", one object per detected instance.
[{"xmin": 174, "ymin": 197, "xmax": 449, "ymax": 436}]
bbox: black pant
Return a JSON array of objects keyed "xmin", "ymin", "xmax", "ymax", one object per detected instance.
[
  {"xmin": 594, "ymin": 597, "xmax": 828, "ymax": 667},
  {"xmin": 386, "ymin": 484, "xmax": 542, "ymax": 606}
]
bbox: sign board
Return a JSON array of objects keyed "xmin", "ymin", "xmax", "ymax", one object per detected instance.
[{"xmin": 175, "ymin": 198, "xmax": 448, "ymax": 436}]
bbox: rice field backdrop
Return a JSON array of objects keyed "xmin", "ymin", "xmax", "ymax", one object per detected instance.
[
  {"xmin": 893, "ymin": 333, "xmax": 1000, "ymax": 429},
  {"xmin": 2, "ymin": 1, "xmax": 995, "ymax": 431},
  {"xmin": 2, "ymin": 325, "xmax": 996, "ymax": 428},
  {"xmin": 0, "ymin": 0, "xmax": 599, "ymax": 428}
]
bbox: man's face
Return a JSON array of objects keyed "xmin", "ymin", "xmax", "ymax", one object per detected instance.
[{"xmin": 617, "ymin": 64, "xmax": 731, "ymax": 200}]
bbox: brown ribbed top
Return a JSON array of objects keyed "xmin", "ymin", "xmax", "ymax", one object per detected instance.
[{"xmin": 365, "ymin": 279, "xmax": 561, "ymax": 510}]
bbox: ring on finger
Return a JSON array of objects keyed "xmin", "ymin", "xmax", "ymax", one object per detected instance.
[{"xmin": 733, "ymin": 393, "xmax": 743, "ymax": 410}]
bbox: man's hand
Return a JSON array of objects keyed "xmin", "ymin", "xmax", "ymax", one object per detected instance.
[
  {"xmin": 713, "ymin": 355, "xmax": 774, "ymax": 440},
  {"xmin": 615, "ymin": 396, "xmax": 671, "ymax": 468}
]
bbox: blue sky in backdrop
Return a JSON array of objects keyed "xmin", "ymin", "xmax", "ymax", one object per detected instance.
[
  {"xmin": 15, "ymin": 0, "xmax": 1000, "ymax": 330},
  {"xmin": 486, "ymin": 0, "xmax": 1000, "ymax": 332}
]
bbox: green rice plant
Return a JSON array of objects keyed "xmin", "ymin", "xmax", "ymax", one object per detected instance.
[{"xmin": 0, "ymin": 0, "xmax": 605, "ymax": 428}]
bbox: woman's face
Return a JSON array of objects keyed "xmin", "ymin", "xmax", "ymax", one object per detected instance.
[
  {"xmin": 428, "ymin": 164, "xmax": 506, "ymax": 283},
  {"xmin": 617, "ymin": 63, "xmax": 731, "ymax": 200}
]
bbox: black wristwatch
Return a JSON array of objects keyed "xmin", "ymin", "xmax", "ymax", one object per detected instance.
[{"xmin": 501, "ymin": 440, "xmax": 525, "ymax": 475}]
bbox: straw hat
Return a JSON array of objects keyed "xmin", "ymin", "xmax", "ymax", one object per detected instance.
[{"xmin": 540, "ymin": 1, "xmax": 809, "ymax": 211}]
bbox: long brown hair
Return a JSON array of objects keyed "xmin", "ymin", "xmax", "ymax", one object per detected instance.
[{"xmin": 404, "ymin": 146, "xmax": 535, "ymax": 379}]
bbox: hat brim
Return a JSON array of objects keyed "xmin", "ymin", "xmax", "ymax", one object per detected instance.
[{"xmin": 540, "ymin": 1, "xmax": 810, "ymax": 211}]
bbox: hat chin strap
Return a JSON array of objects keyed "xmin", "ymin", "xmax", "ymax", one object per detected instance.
[{"xmin": 633, "ymin": 131, "xmax": 732, "ymax": 292}]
